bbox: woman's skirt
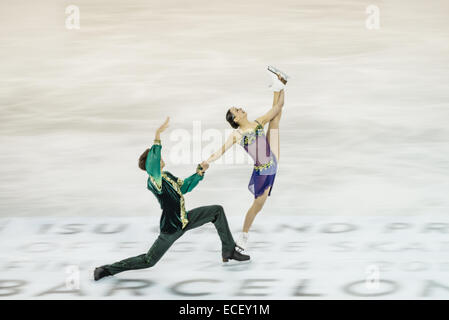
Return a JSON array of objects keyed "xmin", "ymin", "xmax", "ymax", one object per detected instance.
[{"xmin": 248, "ymin": 157, "xmax": 278, "ymax": 198}]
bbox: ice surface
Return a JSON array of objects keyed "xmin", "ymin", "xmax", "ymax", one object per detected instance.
[{"xmin": 1, "ymin": 215, "xmax": 449, "ymax": 299}]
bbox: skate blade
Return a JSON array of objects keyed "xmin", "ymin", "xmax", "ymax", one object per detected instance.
[
  {"xmin": 267, "ymin": 65, "xmax": 290, "ymax": 80},
  {"xmin": 222, "ymin": 259, "xmax": 251, "ymax": 267}
]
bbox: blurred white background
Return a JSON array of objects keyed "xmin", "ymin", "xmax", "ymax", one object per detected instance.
[
  {"xmin": 1, "ymin": 0, "xmax": 449, "ymax": 218},
  {"xmin": 0, "ymin": 0, "xmax": 448, "ymax": 299}
]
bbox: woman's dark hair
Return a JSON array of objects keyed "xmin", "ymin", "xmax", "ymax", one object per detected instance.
[
  {"xmin": 226, "ymin": 109, "xmax": 239, "ymax": 129},
  {"xmin": 138, "ymin": 148, "xmax": 150, "ymax": 171}
]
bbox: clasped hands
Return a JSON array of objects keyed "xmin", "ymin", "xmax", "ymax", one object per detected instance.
[{"xmin": 196, "ymin": 161, "xmax": 209, "ymax": 176}]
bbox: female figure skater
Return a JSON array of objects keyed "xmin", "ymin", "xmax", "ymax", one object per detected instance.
[{"xmin": 204, "ymin": 66, "xmax": 288, "ymax": 250}]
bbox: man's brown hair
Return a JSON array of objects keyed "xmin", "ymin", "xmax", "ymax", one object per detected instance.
[{"xmin": 138, "ymin": 148, "xmax": 150, "ymax": 171}]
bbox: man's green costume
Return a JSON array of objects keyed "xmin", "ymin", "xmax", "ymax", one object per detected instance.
[{"xmin": 103, "ymin": 142, "xmax": 237, "ymax": 275}]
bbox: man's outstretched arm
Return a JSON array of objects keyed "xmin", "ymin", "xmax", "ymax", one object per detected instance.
[
  {"xmin": 146, "ymin": 117, "xmax": 170, "ymax": 191},
  {"xmin": 179, "ymin": 161, "xmax": 209, "ymax": 194}
]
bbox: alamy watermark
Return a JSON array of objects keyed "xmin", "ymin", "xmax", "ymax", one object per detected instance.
[
  {"xmin": 365, "ymin": 264, "xmax": 380, "ymax": 290},
  {"xmin": 65, "ymin": 265, "xmax": 80, "ymax": 290},
  {"xmin": 161, "ymin": 121, "xmax": 280, "ymax": 167},
  {"xmin": 65, "ymin": 5, "xmax": 80, "ymax": 30},
  {"xmin": 366, "ymin": 5, "xmax": 380, "ymax": 30}
]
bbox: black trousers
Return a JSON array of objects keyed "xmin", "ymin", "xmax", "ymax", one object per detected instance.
[{"xmin": 104, "ymin": 205, "xmax": 236, "ymax": 275}]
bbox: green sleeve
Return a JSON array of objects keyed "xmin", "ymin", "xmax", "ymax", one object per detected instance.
[
  {"xmin": 146, "ymin": 144, "xmax": 162, "ymax": 191},
  {"xmin": 179, "ymin": 173, "xmax": 204, "ymax": 194}
]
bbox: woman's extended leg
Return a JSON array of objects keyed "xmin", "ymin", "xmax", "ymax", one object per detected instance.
[
  {"xmin": 242, "ymin": 186, "xmax": 270, "ymax": 233},
  {"xmin": 237, "ymin": 187, "xmax": 270, "ymax": 249},
  {"xmin": 266, "ymin": 89, "xmax": 284, "ymax": 161}
]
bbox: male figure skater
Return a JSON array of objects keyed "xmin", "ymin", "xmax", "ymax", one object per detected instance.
[{"xmin": 94, "ymin": 117, "xmax": 249, "ymax": 281}]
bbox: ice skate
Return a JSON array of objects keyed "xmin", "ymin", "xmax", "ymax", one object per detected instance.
[
  {"xmin": 222, "ymin": 245, "xmax": 250, "ymax": 263},
  {"xmin": 94, "ymin": 266, "xmax": 111, "ymax": 281},
  {"xmin": 268, "ymin": 65, "xmax": 289, "ymax": 84}
]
